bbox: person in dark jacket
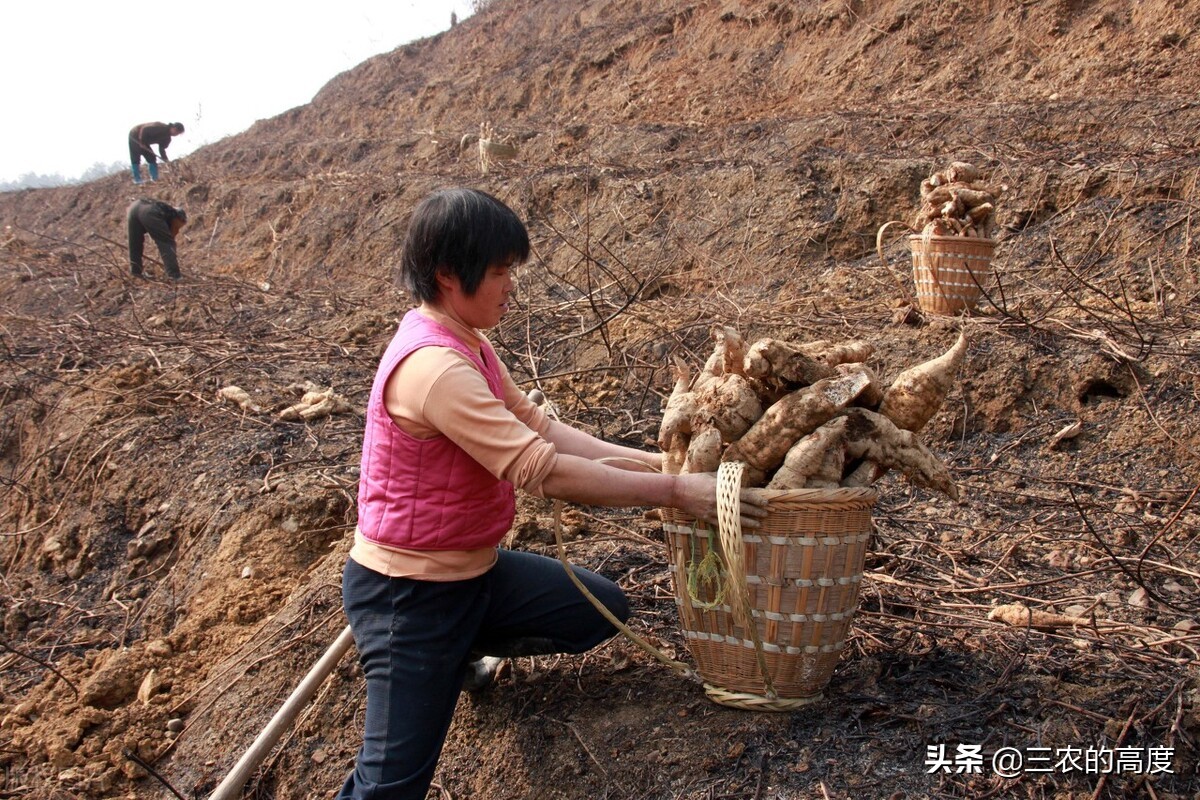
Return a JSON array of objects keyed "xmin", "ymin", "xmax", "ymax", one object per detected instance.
[
  {"xmin": 127, "ymin": 199, "xmax": 187, "ymax": 279},
  {"xmin": 128, "ymin": 122, "xmax": 184, "ymax": 184}
]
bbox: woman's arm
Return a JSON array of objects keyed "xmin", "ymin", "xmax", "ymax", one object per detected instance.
[
  {"xmin": 540, "ymin": 453, "xmax": 766, "ymax": 529},
  {"xmin": 541, "ymin": 419, "xmax": 663, "ymax": 471},
  {"xmin": 410, "ymin": 345, "xmax": 757, "ymax": 523}
]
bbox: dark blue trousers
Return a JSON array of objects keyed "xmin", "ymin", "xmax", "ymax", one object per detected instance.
[
  {"xmin": 338, "ymin": 549, "xmax": 630, "ymax": 799},
  {"xmin": 126, "ymin": 199, "xmax": 179, "ymax": 277}
]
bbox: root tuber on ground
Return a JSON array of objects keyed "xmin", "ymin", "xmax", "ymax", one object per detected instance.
[
  {"xmin": 278, "ymin": 386, "xmax": 354, "ymax": 421},
  {"xmin": 218, "ymin": 385, "xmax": 261, "ymax": 413}
]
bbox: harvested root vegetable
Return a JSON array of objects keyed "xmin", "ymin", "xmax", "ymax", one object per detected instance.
[
  {"xmin": 953, "ymin": 188, "xmax": 995, "ymax": 209},
  {"xmin": 921, "ymin": 218, "xmax": 956, "ymax": 237},
  {"xmin": 656, "ymin": 326, "xmax": 964, "ymax": 497},
  {"xmin": 218, "ymin": 385, "xmax": 261, "ymax": 413},
  {"xmin": 723, "ymin": 371, "xmax": 870, "ymax": 477},
  {"xmin": 800, "ymin": 339, "xmax": 875, "ymax": 368},
  {"xmin": 279, "ymin": 386, "xmax": 353, "ymax": 421},
  {"xmin": 766, "ymin": 417, "xmax": 849, "ymax": 490},
  {"xmin": 663, "ymin": 431, "xmax": 689, "ymax": 476},
  {"xmin": 920, "ymin": 161, "xmax": 981, "ymax": 193},
  {"xmin": 743, "ymin": 338, "xmax": 834, "ymax": 388},
  {"xmin": 657, "ymin": 356, "xmax": 697, "ymax": 451},
  {"xmin": 920, "ymin": 184, "xmax": 954, "ymax": 206},
  {"xmin": 841, "ymin": 408, "xmax": 958, "ymax": 500},
  {"xmin": 840, "ymin": 458, "xmax": 883, "ymax": 489},
  {"xmin": 682, "ymin": 426, "xmax": 722, "ymax": 474},
  {"xmin": 300, "ymin": 389, "xmax": 330, "ymax": 406},
  {"xmin": 808, "ymin": 446, "xmax": 847, "ymax": 489},
  {"xmin": 967, "ymin": 202, "xmax": 994, "ymax": 224},
  {"xmin": 987, "ymin": 604, "xmax": 1090, "ymax": 630},
  {"xmin": 287, "ymin": 380, "xmax": 325, "ymax": 395},
  {"xmin": 912, "ymin": 161, "xmax": 1005, "ymax": 239},
  {"xmin": 694, "ymin": 373, "xmax": 763, "ymax": 443},
  {"xmin": 659, "ymin": 331, "xmax": 761, "ymax": 474},
  {"xmin": 940, "ymin": 195, "xmax": 966, "ymax": 220},
  {"xmin": 878, "ymin": 330, "xmax": 968, "ymax": 432},
  {"xmin": 946, "ymin": 161, "xmax": 981, "ymax": 183},
  {"xmin": 694, "ymin": 326, "xmax": 747, "ymax": 392},
  {"xmin": 835, "ymin": 362, "xmax": 883, "ymax": 408}
]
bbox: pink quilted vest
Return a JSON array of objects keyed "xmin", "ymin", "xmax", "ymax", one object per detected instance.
[{"xmin": 356, "ymin": 310, "xmax": 516, "ymax": 551}]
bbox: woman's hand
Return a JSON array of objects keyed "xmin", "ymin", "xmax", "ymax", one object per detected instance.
[{"xmin": 670, "ymin": 472, "xmax": 770, "ymax": 530}]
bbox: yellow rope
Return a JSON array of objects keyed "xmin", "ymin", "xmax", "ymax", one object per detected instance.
[
  {"xmin": 552, "ymin": 499, "xmax": 697, "ymax": 681},
  {"xmin": 533, "ymin": 391, "xmax": 696, "ymax": 680},
  {"xmin": 684, "ymin": 524, "xmax": 726, "ymax": 611},
  {"xmin": 549, "ymin": 457, "xmax": 783, "ymax": 703}
]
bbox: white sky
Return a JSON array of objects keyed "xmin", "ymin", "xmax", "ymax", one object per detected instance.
[{"xmin": 1, "ymin": 1, "xmax": 475, "ymax": 183}]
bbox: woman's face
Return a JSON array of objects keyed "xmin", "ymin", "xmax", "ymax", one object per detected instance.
[{"xmin": 436, "ymin": 257, "xmax": 517, "ymax": 330}]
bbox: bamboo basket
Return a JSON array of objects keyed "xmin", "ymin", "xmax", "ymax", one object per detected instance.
[
  {"xmin": 909, "ymin": 233, "xmax": 996, "ymax": 315},
  {"xmin": 477, "ymin": 137, "xmax": 517, "ymax": 175},
  {"xmin": 661, "ymin": 463, "xmax": 876, "ymax": 711}
]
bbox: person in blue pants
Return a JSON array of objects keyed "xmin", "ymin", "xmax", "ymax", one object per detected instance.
[{"xmin": 128, "ymin": 122, "xmax": 184, "ymax": 184}]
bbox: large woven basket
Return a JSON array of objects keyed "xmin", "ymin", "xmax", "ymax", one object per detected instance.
[
  {"xmin": 661, "ymin": 463, "xmax": 876, "ymax": 711},
  {"xmin": 909, "ymin": 233, "xmax": 997, "ymax": 315}
]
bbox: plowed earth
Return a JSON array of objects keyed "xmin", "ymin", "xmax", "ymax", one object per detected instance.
[{"xmin": 1, "ymin": 1, "xmax": 1198, "ymax": 798}]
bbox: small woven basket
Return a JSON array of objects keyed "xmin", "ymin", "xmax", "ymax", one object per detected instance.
[
  {"xmin": 661, "ymin": 463, "xmax": 876, "ymax": 711},
  {"xmin": 909, "ymin": 233, "xmax": 997, "ymax": 315}
]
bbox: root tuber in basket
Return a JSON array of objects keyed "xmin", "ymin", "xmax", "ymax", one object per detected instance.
[
  {"xmin": 659, "ymin": 325, "xmax": 965, "ymax": 497},
  {"xmin": 654, "ymin": 326, "xmax": 966, "ymax": 709}
]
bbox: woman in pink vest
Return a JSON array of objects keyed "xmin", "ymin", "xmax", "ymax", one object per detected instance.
[{"xmin": 339, "ymin": 188, "xmax": 766, "ymax": 800}]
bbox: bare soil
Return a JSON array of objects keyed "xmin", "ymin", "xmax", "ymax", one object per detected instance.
[{"xmin": 1, "ymin": 1, "xmax": 1198, "ymax": 798}]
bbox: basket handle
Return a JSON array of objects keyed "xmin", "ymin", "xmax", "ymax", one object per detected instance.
[
  {"xmin": 876, "ymin": 220, "xmax": 917, "ymax": 306},
  {"xmin": 716, "ymin": 462, "xmax": 778, "ymax": 699}
]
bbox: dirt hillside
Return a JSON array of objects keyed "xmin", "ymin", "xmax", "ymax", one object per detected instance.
[{"xmin": 1, "ymin": 0, "xmax": 1198, "ymax": 798}]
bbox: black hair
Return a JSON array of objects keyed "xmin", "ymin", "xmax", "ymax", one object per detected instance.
[
  {"xmin": 171, "ymin": 122, "xmax": 185, "ymax": 133},
  {"xmin": 401, "ymin": 188, "xmax": 530, "ymax": 303}
]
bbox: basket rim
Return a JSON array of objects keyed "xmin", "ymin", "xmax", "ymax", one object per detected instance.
[
  {"xmin": 908, "ymin": 233, "xmax": 997, "ymax": 250},
  {"xmin": 662, "ymin": 485, "xmax": 877, "ymax": 521},
  {"xmin": 752, "ymin": 486, "xmax": 877, "ymax": 502},
  {"xmin": 907, "ymin": 232, "xmax": 996, "ymax": 241}
]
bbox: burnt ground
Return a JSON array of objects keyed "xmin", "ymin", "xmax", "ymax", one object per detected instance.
[{"xmin": 1, "ymin": 0, "xmax": 1199, "ymax": 798}]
